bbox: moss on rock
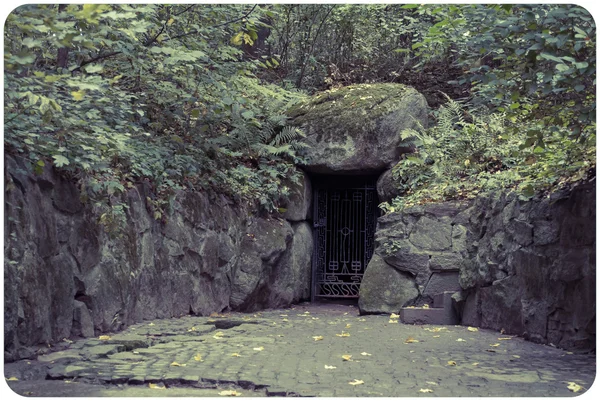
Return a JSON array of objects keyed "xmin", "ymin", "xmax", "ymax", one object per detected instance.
[{"xmin": 289, "ymin": 83, "xmax": 427, "ymax": 174}]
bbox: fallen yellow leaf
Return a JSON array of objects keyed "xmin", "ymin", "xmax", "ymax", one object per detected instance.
[
  {"xmin": 324, "ymin": 365, "xmax": 337, "ymax": 369},
  {"xmin": 282, "ymin": 318, "xmax": 289, "ymax": 322},
  {"xmin": 498, "ymin": 337, "xmax": 512, "ymax": 340},
  {"xmin": 426, "ymin": 381, "xmax": 438, "ymax": 386},
  {"xmin": 148, "ymin": 383, "xmax": 165, "ymax": 390},
  {"xmin": 567, "ymin": 382, "xmax": 583, "ymax": 393},
  {"xmin": 360, "ymin": 352, "xmax": 372, "ymax": 356},
  {"xmin": 219, "ymin": 390, "xmax": 241, "ymax": 396},
  {"xmin": 447, "ymin": 360, "xmax": 457, "ymax": 366},
  {"xmin": 490, "ymin": 343, "xmax": 500, "ymax": 347},
  {"xmin": 253, "ymin": 346, "xmax": 264, "ymax": 351},
  {"xmin": 280, "ymin": 314, "xmax": 288, "ymax": 317},
  {"xmin": 187, "ymin": 327, "xmax": 197, "ymax": 332},
  {"xmin": 405, "ymin": 337, "xmax": 419, "ymax": 344},
  {"xmin": 467, "ymin": 327, "xmax": 478, "ymax": 332},
  {"xmin": 348, "ymin": 379, "xmax": 364, "ymax": 386},
  {"xmin": 6, "ymin": 377, "xmax": 18, "ymax": 381},
  {"xmin": 231, "ymin": 353, "xmax": 241, "ymax": 357},
  {"xmin": 425, "ymin": 327, "xmax": 447, "ymax": 332},
  {"xmin": 71, "ymin": 90, "xmax": 85, "ymax": 101},
  {"xmin": 62, "ymin": 338, "xmax": 73, "ymax": 344},
  {"xmin": 433, "ymin": 335, "xmax": 441, "ymax": 338},
  {"xmin": 358, "ymin": 318, "xmax": 366, "ymax": 322},
  {"xmin": 313, "ymin": 336, "xmax": 324, "ymax": 341},
  {"xmin": 194, "ymin": 353, "xmax": 203, "ymax": 362},
  {"xmin": 511, "ymin": 355, "xmax": 521, "ymax": 359},
  {"xmin": 342, "ymin": 354, "xmax": 352, "ymax": 361},
  {"xmin": 457, "ymin": 338, "xmax": 466, "ymax": 342},
  {"xmin": 419, "ymin": 388, "xmax": 433, "ymax": 393},
  {"xmin": 170, "ymin": 361, "xmax": 186, "ymax": 367},
  {"xmin": 422, "ymin": 304, "xmax": 430, "ymax": 309},
  {"xmin": 388, "ymin": 319, "xmax": 399, "ymax": 324},
  {"xmin": 345, "ymin": 323, "xmax": 352, "ymax": 328},
  {"xmin": 213, "ymin": 332, "xmax": 225, "ymax": 339},
  {"xmin": 472, "ymin": 362, "xmax": 480, "ymax": 366},
  {"xmin": 390, "ymin": 313, "xmax": 400, "ymax": 319},
  {"xmin": 336, "ymin": 332, "xmax": 350, "ymax": 337},
  {"xmin": 98, "ymin": 335, "xmax": 111, "ymax": 341},
  {"xmin": 148, "ymin": 322, "xmax": 155, "ymax": 326}
]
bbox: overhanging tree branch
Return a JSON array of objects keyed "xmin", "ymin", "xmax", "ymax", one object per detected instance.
[
  {"xmin": 164, "ymin": 4, "xmax": 258, "ymax": 42},
  {"xmin": 71, "ymin": 4, "xmax": 259, "ymax": 72}
]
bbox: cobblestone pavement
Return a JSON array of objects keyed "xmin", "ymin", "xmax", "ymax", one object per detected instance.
[{"xmin": 4, "ymin": 303, "xmax": 596, "ymax": 397}]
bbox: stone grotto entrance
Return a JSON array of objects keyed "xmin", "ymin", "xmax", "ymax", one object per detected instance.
[{"xmin": 310, "ymin": 175, "xmax": 379, "ymax": 301}]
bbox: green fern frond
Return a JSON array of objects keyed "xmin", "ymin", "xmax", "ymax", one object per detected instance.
[{"xmin": 270, "ymin": 126, "xmax": 305, "ymax": 147}]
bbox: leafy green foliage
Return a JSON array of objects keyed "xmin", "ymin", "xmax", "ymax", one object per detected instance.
[
  {"xmin": 4, "ymin": 4, "xmax": 308, "ymax": 230},
  {"xmin": 409, "ymin": 4, "xmax": 595, "ymax": 142},
  {"xmin": 382, "ymin": 97, "xmax": 595, "ymax": 213}
]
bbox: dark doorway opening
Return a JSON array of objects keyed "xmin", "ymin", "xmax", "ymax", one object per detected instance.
[{"xmin": 310, "ymin": 175, "xmax": 379, "ymax": 302}]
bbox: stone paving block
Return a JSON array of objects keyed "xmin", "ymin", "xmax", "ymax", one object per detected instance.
[
  {"xmin": 128, "ymin": 376, "xmax": 145, "ymax": 385},
  {"xmin": 37, "ymin": 350, "xmax": 83, "ymax": 363},
  {"xmin": 82, "ymin": 344, "xmax": 125, "ymax": 358}
]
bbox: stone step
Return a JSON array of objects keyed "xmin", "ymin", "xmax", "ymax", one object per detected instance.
[{"xmin": 400, "ymin": 291, "xmax": 459, "ymax": 325}]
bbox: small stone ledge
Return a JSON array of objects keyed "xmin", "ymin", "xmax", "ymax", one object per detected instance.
[{"xmin": 400, "ymin": 292, "xmax": 459, "ymax": 325}]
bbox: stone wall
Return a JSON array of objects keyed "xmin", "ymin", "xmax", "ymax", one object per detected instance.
[
  {"xmin": 4, "ymin": 157, "xmax": 313, "ymax": 361},
  {"xmin": 359, "ymin": 183, "xmax": 595, "ymax": 351},
  {"xmin": 461, "ymin": 184, "xmax": 595, "ymax": 350}
]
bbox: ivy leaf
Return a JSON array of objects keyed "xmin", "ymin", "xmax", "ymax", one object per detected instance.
[{"xmin": 52, "ymin": 155, "xmax": 70, "ymax": 167}]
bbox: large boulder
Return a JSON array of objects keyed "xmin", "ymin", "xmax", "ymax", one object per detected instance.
[
  {"xmin": 267, "ymin": 222, "xmax": 313, "ymax": 306},
  {"xmin": 358, "ymin": 254, "xmax": 419, "ymax": 314},
  {"xmin": 229, "ymin": 217, "xmax": 294, "ymax": 311},
  {"xmin": 289, "ymin": 83, "xmax": 428, "ymax": 174}
]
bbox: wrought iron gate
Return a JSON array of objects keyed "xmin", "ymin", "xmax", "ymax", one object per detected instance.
[{"xmin": 312, "ymin": 180, "xmax": 377, "ymax": 300}]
